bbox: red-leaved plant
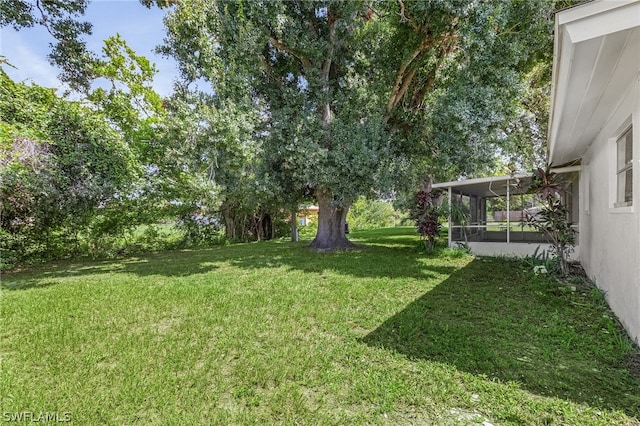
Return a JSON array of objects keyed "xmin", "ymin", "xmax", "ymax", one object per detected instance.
[
  {"xmin": 412, "ymin": 183, "xmax": 443, "ymax": 250},
  {"xmin": 528, "ymin": 166, "xmax": 576, "ymax": 277}
]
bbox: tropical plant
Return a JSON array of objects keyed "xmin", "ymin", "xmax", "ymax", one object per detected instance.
[
  {"xmin": 528, "ymin": 166, "xmax": 576, "ymax": 277},
  {"xmin": 411, "ymin": 184, "xmax": 444, "ymax": 250},
  {"xmin": 449, "ymin": 196, "xmax": 471, "ymax": 245}
]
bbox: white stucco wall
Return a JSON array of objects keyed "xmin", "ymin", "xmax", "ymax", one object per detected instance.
[{"xmin": 580, "ymin": 75, "xmax": 640, "ymax": 344}]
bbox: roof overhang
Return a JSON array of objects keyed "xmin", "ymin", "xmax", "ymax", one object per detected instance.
[{"xmin": 548, "ymin": 0, "xmax": 640, "ymax": 165}]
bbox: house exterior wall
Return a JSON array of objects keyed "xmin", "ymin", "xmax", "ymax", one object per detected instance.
[
  {"xmin": 297, "ymin": 205, "xmax": 319, "ymax": 226},
  {"xmin": 579, "ymin": 75, "xmax": 640, "ymax": 343}
]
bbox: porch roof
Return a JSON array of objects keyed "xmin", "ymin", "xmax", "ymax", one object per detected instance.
[
  {"xmin": 432, "ymin": 173, "xmax": 533, "ymax": 198},
  {"xmin": 432, "ymin": 165, "xmax": 582, "ymax": 198}
]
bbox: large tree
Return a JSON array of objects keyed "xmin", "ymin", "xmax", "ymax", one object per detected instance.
[
  {"xmin": 158, "ymin": 0, "xmax": 563, "ymax": 251},
  {"xmin": 161, "ymin": 1, "xmax": 388, "ymax": 250}
]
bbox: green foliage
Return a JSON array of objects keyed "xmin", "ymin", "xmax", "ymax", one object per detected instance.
[
  {"xmin": 162, "ymin": 0, "xmax": 397, "ymax": 202},
  {"xmin": 522, "ymin": 245, "xmax": 559, "ymax": 278},
  {"xmin": 297, "ymin": 220, "xmax": 318, "ymax": 239},
  {"xmin": 382, "ymin": 0, "xmax": 567, "ymax": 180},
  {"xmin": 88, "ymin": 34, "xmax": 165, "ymax": 137},
  {"xmin": 80, "ymin": 223, "xmax": 185, "ymax": 259},
  {"xmin": 158, "ymin": 0, "xmax": 576, "ymax": 249},
  {"xmin": 0, "ymin": 70, "xmax": 137, "ymax": 266},
  {"xmin": 500, "ymin": 63, "xmax": 552, "ymax": 171},
  {"xmin": 0, "ymin": 0, "xmax": 95, "ymax": 91},
  {"xmin": 160, "ymin": 91, "xmax": 283, "ymax": 242},
  {"xmin": 346, "ymin": 197, "xmax": 400, "ymax": 230},
  {"xmin": 440, "ymin": 245, "xmax": 472, "ymax": 258},
  {"xmin": 528, "ymin": 166, "xmax": 577, "ymax": 276},
  {"xmin": 176, "ymin": 213, "xmax": 225, "ymax": 246},
  {"xmin": 1, "ymin": 0, "xmax": 585, "ymax": 257}
]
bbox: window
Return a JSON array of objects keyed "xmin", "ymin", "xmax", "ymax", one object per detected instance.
[{"xmin": 615, "ymin": 127, "xmax": 633, "ymax": 207}]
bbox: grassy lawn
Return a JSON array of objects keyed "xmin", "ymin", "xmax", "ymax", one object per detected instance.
[{"xmin": 1, "ymin": 227, "xmax": 639, "ymax": 425}]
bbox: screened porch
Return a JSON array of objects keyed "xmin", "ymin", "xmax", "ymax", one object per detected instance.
[{"xmin": 432, "ymin": 166, "xmax": 581, "ymax": 257}]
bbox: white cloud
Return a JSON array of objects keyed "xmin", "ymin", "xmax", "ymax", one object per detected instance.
[
  {"xmin": 1, "ymin": 28, "xmax": 66, "ymax": 89},
  {"xmin": 0, "ymin": 2, "xmax": 179, "ymax": 96}
]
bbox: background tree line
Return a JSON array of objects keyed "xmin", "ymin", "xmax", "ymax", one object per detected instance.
[{"xmin": 1, "ymin": 0, "xmax": 576, "ymax": 267}]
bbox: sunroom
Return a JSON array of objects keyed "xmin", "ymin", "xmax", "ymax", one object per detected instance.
[{"xmin": 432, "ymin": 166, "xmax": 581, "ymax": 258}]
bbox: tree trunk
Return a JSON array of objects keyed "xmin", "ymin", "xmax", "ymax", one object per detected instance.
[
  {"xmin": 309, "ymin": 189, "xmax": 356, "ymax": 251},
  {"xmin": 224, "ymin": 216, "xmax": 235, "ymax": 240},
  {"xmin": 222, "ymin": 204, "xmax": 236, "ymax": 241},
  {"xmin": 253, "ymin": 214, "xmax": 263, "ymax": 241},
  {"xmin": 262, "ymin": 213, "xmax": 273, "ymax": 240}
]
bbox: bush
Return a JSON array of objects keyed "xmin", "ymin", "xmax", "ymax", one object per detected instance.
[
  {"xmin": 298, "ymin": 220, "xmax": 318, "ymax": 238},
  {"xmin": 347, "ymin": 197, "xmax": 401, "ymax": 230},
  {"xmin": 411, "ymin": 188, "xmax": 445, "ymax": 250},
  {"xmin": 176, "ymin": 214, "xmax": 225, "ymax": 246}
]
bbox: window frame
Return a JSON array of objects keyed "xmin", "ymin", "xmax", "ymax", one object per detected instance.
[{"xmin": 614, "ymin": 126, "xmax": 633, "ymax": 208}]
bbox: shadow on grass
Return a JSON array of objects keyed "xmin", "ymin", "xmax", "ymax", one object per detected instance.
[
  {"xmin": 361, "ymin": 257, "xmax": 640, "ymax": 417},
  {"xmin": 4, "ymin": 228, "xmax": 639, "ymax": 417},
  {"xmin": 1, "ymin": 252, "xmax": 222, "ymax": 288},
  {"xmin": 2, "ymin": 228, "xmax": 459, "ymax": 290}
]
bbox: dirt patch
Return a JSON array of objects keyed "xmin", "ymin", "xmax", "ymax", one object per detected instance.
[
  {"xmin": 624, "ymin": 350, "xmax": 640, "ymax": 381},
  {"xmin": 567, "ymin": 262, "xmax": 590, "ymax": 280}
]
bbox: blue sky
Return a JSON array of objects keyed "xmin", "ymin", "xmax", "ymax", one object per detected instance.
[{"xmin": 0, "ymin": 0, "xmax": 179, "ymax": 97}]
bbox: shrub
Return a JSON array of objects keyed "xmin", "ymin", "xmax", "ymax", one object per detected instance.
[
  {"xmin": 347, "ymin": 197, "xmax": 401, "ymax": 230},
  {"xmin": 411, "ymin": 186, "xmax": 444, "ymax": 250},
  {"xmin": 528, "ymin": 166, "xmax": 577, "ymax": 277}
]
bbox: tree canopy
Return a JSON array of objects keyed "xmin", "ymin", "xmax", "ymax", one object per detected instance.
[
  {"xmin": 0, "ymin": 69, "xmax": 136, "ymax": 262},
  {"xmin": 0, "ymin": 0, "xmax": 577, "ymax": 260},
  {"xmin": 0, "ymin": 0, "xmax": 95, "ymax": 90},
  {"xmin": 160, "ymin": 0, "xmax": 566, "ymax": 250}
]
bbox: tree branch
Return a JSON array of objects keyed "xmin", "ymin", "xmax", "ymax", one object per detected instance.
[
  {"xmin": 384, "ymin": 31, "xmax": 459, "ymax": 122},
  {"xmin": 384, "ymin": 38, "xmax": 431, "ymax": 121},
  {"xmin": 268, "ymin": 36, "xmax": 312, "ymax": 69},
  {"xmin": 321, "ymin": 10, "xmax": 338, "ymax": 129},
  {"xmin": 35, "ymin": 0, "xmax": 55, "ymax": 37},
  {"xmin": 397, "ymin": 0, "xmax": 419, "ymax": 31}
]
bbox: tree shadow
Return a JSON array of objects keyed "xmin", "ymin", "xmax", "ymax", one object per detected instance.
[
  {"xmin": 3, "ymin": 228, "xmax": 639, "ymax": 417},
  {"xmin": 1, "ymin": 250, "xmax": 223, "ymax": 290},
  {"xmin": 2, "ymin": 228, "xmax": 457, "ymax": 290},
  {"xmin": 225, "ymin": 243, "xmax": 459, "ymax": 280},
  {"xmin": 218, "ymin": 227, "xmax": 464, "ymax": 280},
  {"xmin": 361, "ymin": 257, "xmax": 640, "ymax": 416}
]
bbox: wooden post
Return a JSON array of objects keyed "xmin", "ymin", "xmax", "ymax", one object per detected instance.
[
  {"xmin": 448, "ymin": 186, "xmax": 452, "ymax": 248},
  {"xmin": 506, "ymin": 180, "xmax": 511, "ymax": 244}
]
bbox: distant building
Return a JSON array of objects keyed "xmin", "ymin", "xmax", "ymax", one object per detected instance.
[{"xmin": 297, "ymin": 205, "xmax": 319, "ymax": 226}]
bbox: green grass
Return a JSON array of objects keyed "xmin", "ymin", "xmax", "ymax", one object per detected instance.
[{"xmin": 1, "ymin": 227, "xmax": 639, "ymax": 425}]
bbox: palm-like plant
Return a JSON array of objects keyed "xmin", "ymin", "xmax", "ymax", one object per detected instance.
[
  {"xmin": 412, "ymin": 183, "xmax": 444, "ymax": 250},
  {"xmin": 528, "ymin": 166, "xmax": 576, "ymax": 276}
]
